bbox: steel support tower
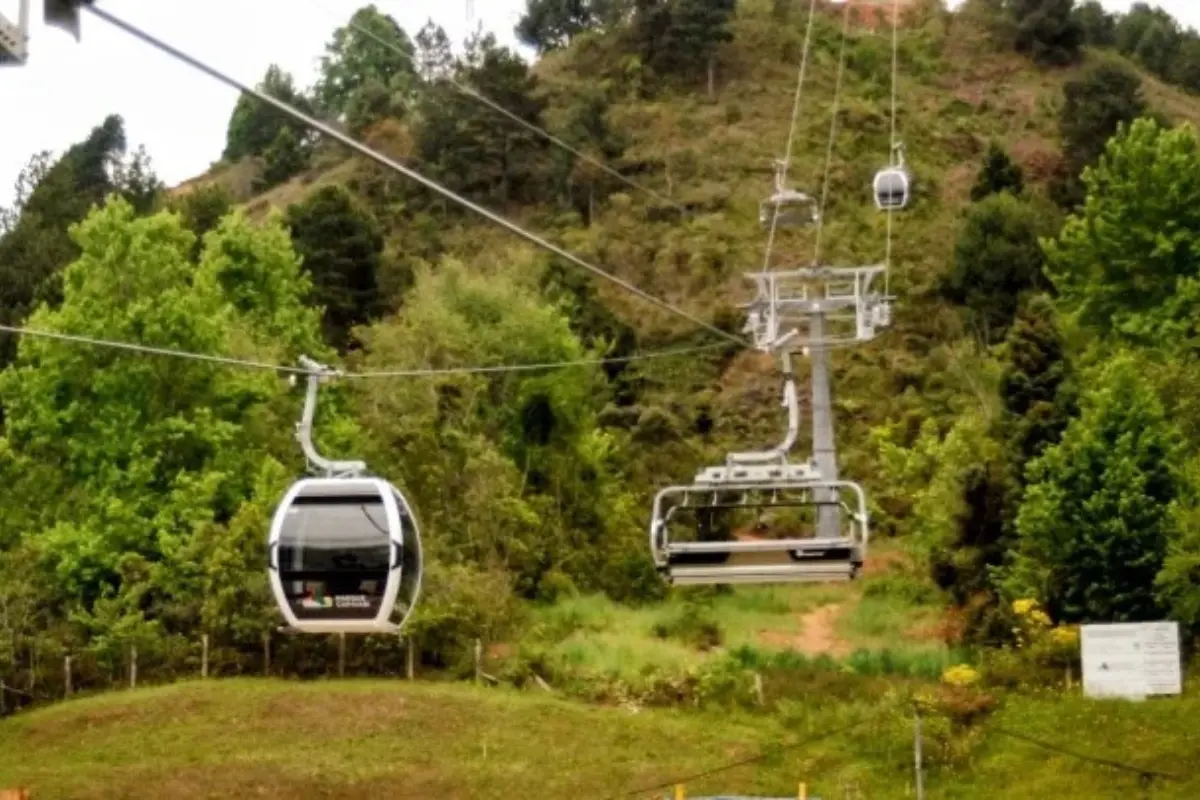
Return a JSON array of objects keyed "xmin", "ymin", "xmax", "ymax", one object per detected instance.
[{"xmin": 742, "ymin": 264, "xmax": 892, "ymax": 538}]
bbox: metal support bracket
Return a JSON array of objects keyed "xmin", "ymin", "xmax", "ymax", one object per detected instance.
[
  {"xmin": 0, "ymin": 0, "xmax": 29, "ymax": 65},
  {"xmin": 296, "ymin": 355, "xmax": 366, "ymax": 478},
  {"xmin": 726, "ymin": 351, "xmax": 801, "ymax": 467}
]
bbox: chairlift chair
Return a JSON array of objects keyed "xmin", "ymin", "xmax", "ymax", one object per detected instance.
[
  {"xmin": 267, "ymin": 357, "xmax": 423, "ymax": 634},
  {"xmin": 646, "ymin": 358, "xmax": 870, "ymax": 586},
  {"xmin": 649, "ymin": 479, "xmax": 869, "ymax": 585},
  {"xmin": 760, "ymin": 159, "xmax": 819, "ymax": 228}
]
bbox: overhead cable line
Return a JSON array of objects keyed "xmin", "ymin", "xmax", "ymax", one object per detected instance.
[
  {"xmin": 762, "ymin": 0, "xmax": 821, "ymax": 273},
  {"xmin": 884, "ymin": 0, "xmax": 902, "ymax": 296},
  {"xmin": 0, "ymin": 322, "xmax": 729, "ymax": 378},
  {"xmin": 812, "ymin": 0, "xmax": 854, "ymax": 266},
  {"xmin": 80, "ymin": 5, "xmax": 747, "ymax": 350},
  {"xmin": 990, "ymin": 726, "xmax": 1182, "ymax": 785},
  {"xmin": 0, "ymin": 321, "xmax": 724, "ymax": 379},
  {"xmin": 600, "ymin": 717, "xmax": 875, "ymax": 799},
  {"xmin": 309, "ymin": 0, "xmax": 688, "ymax": 213}
]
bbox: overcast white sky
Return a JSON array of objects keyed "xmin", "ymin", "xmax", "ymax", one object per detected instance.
[
  {"xmin": 0, "ymin": 0, "xmax": 526, "ymax": 208},
  {"xmin": 1, "ymin": 0, "xmax": 1198, "ymax": 211}
]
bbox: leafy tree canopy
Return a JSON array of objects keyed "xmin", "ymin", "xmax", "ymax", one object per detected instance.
[
  {"xmin": 223, "ymin": 65, "xmax": 315, "ymax": 162},
  {"xmin": 284, "ymin": 185, "xmax": 385, "ymax": 351},
  {"xmin": 315, "ymin": 4, "xmax": 417, "ymax": 125},
  {"xmin": 941, "ymin": 192, "xmax": 1056, "ymax": 344},
  {"xmin": 1053, "ymin": 60, "xmax": 1147, "ymax": 208},
  {"xmin": 971, "ymin": 141, "xmax": 1025, "ymax": 202},
  {"xmin": 0, "ymin": 196, "xmax": 331, "ymax": 636},
  {"xmin": 1004, "ymin": 354, "xmax": 1183, "ymax": 623},
  {"xmin": 1044, "ymin": 118, "xmax": 1200, "ymax": 347}
]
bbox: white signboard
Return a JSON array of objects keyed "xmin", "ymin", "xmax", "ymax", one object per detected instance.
[{"xmin": 1080, "ymin": 622, "xmax": 1182, "ymax": 699}]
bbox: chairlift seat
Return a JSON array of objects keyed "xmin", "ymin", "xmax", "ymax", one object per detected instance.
[
  {"xmin": 760, "ymin": 190, "xmax": 820, "ymax": 228},
  {"xmin": 663, "ymin": 539, "xmax": 862, "ymax": 585},
  {"xmin": 649, "ymin": 478, "xmax": 870, "ymax": 587}
]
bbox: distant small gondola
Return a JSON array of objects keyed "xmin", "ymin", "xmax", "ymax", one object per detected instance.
[{"xmin": 873, "ymin": 142, "xmax": 912, "ymax": 211}]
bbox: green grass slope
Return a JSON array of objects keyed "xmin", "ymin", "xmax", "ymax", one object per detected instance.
[{"xmin": 3, "ymin": 678, "xmax": 1200, "ymax": 798}]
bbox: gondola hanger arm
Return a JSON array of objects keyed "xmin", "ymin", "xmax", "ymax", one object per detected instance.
[{"xmin": 296, "ymin": 355, "xmax": 366, "ymax": 478}]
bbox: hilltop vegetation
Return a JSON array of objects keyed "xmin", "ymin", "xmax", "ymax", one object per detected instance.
[{"xmin": 4, "ymin": 0, "xmax": 1200, "ymax": 788}]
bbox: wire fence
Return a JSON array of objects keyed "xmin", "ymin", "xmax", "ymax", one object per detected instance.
[{"xmin": 0, "ymin": 629, "xmax": 454, "ymax": 717}]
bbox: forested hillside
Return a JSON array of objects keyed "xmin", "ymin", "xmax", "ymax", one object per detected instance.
[{"xmin": 3, "ymin": 0, "xmax": 1200, "ymax": 757}]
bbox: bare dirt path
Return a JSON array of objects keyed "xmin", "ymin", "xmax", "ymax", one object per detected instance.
[{"xmin": 758, "ymin": 602, "xmax": 853, "ymax": 658}]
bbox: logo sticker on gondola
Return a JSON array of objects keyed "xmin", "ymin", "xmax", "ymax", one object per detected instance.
[{"xmin": 335, "ymin": 595, "xmax": 370, "ymax": 608}]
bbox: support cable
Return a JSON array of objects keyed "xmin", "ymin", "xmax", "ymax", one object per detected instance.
[
  {"xmin": 0, "ymin": 322, "xmax": 729, "ymax": 378},
  {"xmin": 762, "ymin": 0, "xmax": 821, "ymax": 273},
  {"xmin": 884, "ymin": 0, "xmax": 902, "ymax": 296},
  {"xmin": 600, "ymin": 717, "xmax": 876, "ymax": 799},
  {"xmin": 308, "ymin": 0, "xmax": 688, "ymax": 213},
  {"xmin": 81, "ymin": 5, "xmax": 746, "ymax": 349},
  {"xmin": 812, "ymin": 0, "xmax": 854, "ymax": 266}
]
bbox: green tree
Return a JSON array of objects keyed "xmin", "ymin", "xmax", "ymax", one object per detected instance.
[
  {"xmin": 1170, "ymin": 34, "xmax": 1200, "ymax": 93},
  {"xmin": 516, "ymin": 0, "xmax": 605, "ymax": 53},
  {"xmin": 284, "ymin": 186, "xmax": 385, "ymax": 350},
  {"xmin": 1052, "ymin": 60, "xmax": 1146, "ymax": 208},
  {"xmin": 0, "ymin": 196, "xmax": 328, "ymax": 639},
  {"xmin": 223, "ymin": 65, "xmax": 314, "ymax": 162},
  {"xmin": 1114, "ymin": 2, "xmax": 1164, "ymax": 54},
  {"xmin": 630, "ymin": 0, "xmax": 736, "ymax": 84},
  {"xmin": 941, "ymin": 192, "xmax": 1056, "ymax": 344},
  {"xmin": 1113, "ymin": 3, "xmax": 1182, "ymax": 81},
  {"xmin": 416, "ymin": 32, "xmax": 550, "ymax": 206},
  {"xmin": 354, "ymin": 252, "xmax": 650, "ymax": 600},
  {"xmin": 553, "ymin": 87, "xmax": 630, "ymax": 220},
  {"xmin": 1043, "ymin": 118, "xmax": 1200, "ymax": 348},
  {"xmin": 414, "ymin": 20, "xmax": 454, "ymax": 83},
  {"xmin": 253, "ymin": 127, "xmax": 310, "ymax": 192},
  {"xmin": 1072, "ymin": 0, "xmax": 1114, "ymax": 46},
  {"xmin": 168, "ymin": 183, "xmax": 235, "ymax": 259},
  {"xmin": 1004, "ymin": 354, "xmax": 1182, "ymax": 623},
  {"xmin": 998, "ymin": 294, "xmax": 1074, "ymax": 469},
  {"xmin": 0, "ymin": 116, "xmax": 161, "ymax": 369},
  {"xmin": 1008, "ymin": 0, "xmax": 1084, "ymax": 66},
  {"xmin": 970, "ymin": 141, "xmax": 1025, "ymax": 201},
  {"xmin": 315, "ymin": 5, "xmax": 417, "ymax": 126}
]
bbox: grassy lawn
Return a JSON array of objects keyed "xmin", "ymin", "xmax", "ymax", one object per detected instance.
[
  {"xmin": 521, "ymin": 540, "xmax": 956, "ymax": 683},
  {"xmin": 0, "ymin": 678, "xmax": 872, "ymax": 799},
  {"xmin": 4, "ymin": 677, "xmax": 1200, "ymax": 798}
]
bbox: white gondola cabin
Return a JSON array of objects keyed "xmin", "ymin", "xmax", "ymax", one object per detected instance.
[
  {"xmin": 268, "ymin": 477, "xmax": 422, "ymax": 634},
  {"xmin": 873, "ymin": 167, "xmax": 911, "ymax": 211},
  {"xmin": 269, "ymin": 356, "xmax": 424, "ymax": 635}
]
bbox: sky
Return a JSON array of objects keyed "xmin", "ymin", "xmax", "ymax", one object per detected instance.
[
  {"xmin": 0, "ymin": 0, "xmax": 1198, "ymax": 211},
  {"xmin": 0, "ymin": 0, "xmax": 526, "ymax": 208}
]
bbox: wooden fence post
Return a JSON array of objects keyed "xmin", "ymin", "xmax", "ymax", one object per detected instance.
[
  {"xmin": 129, "ymin": 644, "xmax": 138, "ymax": 690},
  {"xmin": 474, "ymin": 639, "xmax": 482, "ymax": 684},
  {"xmin": 263, "ymin": 632, "xmax": 271, "ymax": 677},
  {"xmin": 338, "ymin": 632, "xmax": 346, "ymax": 678},
  {"xmin": 201, "ymin": 634, "xmax": 209, "ymax": 679},
  {"xmin": 405, "ymin": 636, "xmax": 415, "ymax": 680},
  {"xmin": 64, "ymin": 655, "xmax": 73, "ymax": 698}
]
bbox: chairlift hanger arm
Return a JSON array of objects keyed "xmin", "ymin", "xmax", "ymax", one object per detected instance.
[{"xmin": 726, "ymin": 351, "xmax": 800, "ymax": 465}]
